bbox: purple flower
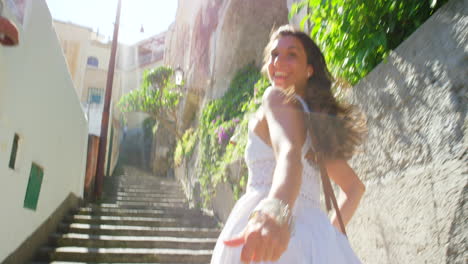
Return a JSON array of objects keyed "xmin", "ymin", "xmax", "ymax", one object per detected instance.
[
  {"xmin": 233, "ymin": 118, "xmax": 240, "ymax": 123},
  {"xmin": 212, "ymin": 115, "xmax": 222, "ymax": 125},
  {"xmin": 217, "ymin": 126, "xmax": 230, "ymax": 145}
]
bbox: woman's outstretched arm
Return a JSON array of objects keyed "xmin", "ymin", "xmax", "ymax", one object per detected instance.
[
  {"xmin": 224, "ymin": 88, "xmax": 308, "ymax": 263},
  {"xmin": 264, "ymin": 89, "xmax": 306, "ymax": 211}
]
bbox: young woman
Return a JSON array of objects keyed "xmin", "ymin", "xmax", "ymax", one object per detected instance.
[{"xmin": 210, "ymin": 25, "xmax": 367, "ymax": 264}]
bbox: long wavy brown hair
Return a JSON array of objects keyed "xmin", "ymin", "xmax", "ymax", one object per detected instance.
[{"xmin": 262, "ymin": 25, "xmax": 367, "ymax": 160}]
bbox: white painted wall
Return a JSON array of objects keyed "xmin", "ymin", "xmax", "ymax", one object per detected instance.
[{"xmin": 0, "ymin": 0, "xmax": 88, "ymax": 261}]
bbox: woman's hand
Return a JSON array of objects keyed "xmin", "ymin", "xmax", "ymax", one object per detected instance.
[{"xmin": 223, "ymin": 212, "xmax": 290, "ymax": 263}]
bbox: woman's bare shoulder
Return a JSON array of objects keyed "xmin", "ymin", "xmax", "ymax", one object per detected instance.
[
  {"xmin": 261, "ymin": 87, "xmax": 307, "ymax": 147},
  {"xmin": 262, "ymin": 87, "xmax": 302, "ymax": 112}
]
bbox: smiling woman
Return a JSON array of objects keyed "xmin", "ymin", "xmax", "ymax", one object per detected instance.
[
  {"xmin": 45, "ymin": 0, "xmax": 177, "ymax": 44},
  {"xmin": 211, "ymin": 25, "xmax": 367, "ymax": 264}
]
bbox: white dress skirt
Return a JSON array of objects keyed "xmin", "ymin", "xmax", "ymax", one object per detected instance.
[{"xmin": 210, "ymin": 94, "xmax": 362, "ymax": 264}]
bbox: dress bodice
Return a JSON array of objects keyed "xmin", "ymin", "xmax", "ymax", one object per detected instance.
[{"xmin": 244, "ymin": 93, "xmax": 322, "ymax": 209}]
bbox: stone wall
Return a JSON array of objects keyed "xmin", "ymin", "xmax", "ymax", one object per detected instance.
[
  {"xmin": 164, "ymin": 0, "xmax": 288, "ymax": 128},
  {"xmin": 345, "ymin": 0, "xmax": 467, "ymax": 263},
  {"xmin": 208, "ymin": 0, "xmax": 288, "ymax": 100}
]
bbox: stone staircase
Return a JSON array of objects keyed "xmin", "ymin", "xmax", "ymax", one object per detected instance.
[{"xmin": 31, "ymin": 174, "xmax": 220, "ymax": 264}]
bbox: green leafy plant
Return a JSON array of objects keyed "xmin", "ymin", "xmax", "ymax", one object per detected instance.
[
  {"xmin": 118, "ymin": 66, "xmax": 183, "ymax": 138},
  {"xmin": 290, "ymin": 0, "xmax": 448, "ymax": 84},
  {"xmin": 174, "ymin": 128, "xmax": 198, "ymax": 167},
  {"xmin": 173, "ymin": 63, "xmax": 270, "ymax": 206},
  {"xmin": 199, "ymin": 63, "xmax": 263, "ymax": 127},
  {"xmin": 196, "ymin": 64, "xmax": 270, "ymax": 204}
]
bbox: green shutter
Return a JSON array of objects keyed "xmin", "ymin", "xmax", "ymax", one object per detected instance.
[{"xmin": 24, "ymin": 163, "xmax": 44, "ymax": 210}]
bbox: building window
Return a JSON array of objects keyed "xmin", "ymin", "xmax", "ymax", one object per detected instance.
[
  {"xmin": 8, "ymin": 134, "xmax": 19, "ymax": 169},
  {"xmin": 87, "ymin": 56, "xmax": 99, "ymax": 67},
  {"xmin": 24, "ymin": 163, "xmax": 44, "ymax": 211},
  {"xmin": 88, "ymin": 88, "xmax": 104, "ymax": 105}
]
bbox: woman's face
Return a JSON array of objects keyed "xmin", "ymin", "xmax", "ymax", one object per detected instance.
[{"xmin": 267, "ymin": 35, "xmax": 313, "ymax": 91}]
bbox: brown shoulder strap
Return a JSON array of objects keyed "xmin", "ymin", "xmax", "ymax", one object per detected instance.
[
  {"xmin": 294, "ymin": 95, "xmax": 347, "ymax": 236},
  {"xmin": 309, "ymin": 130, "xmax": 347, "ymax": 237}
]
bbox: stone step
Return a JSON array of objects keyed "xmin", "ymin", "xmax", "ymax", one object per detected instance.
[
  {"xmin": 114, "ymin": 177, "xmax": 179, "ymax": 184},
  {"xmin": 114, "ymin": 197, "xmax": 187, "ymax": 204},
  {"xmin": 98, "ymin": 199, "xmax": 188, "ymax": 207},
  {"xmin": 57, "ymin": 223, "xmax": 220, "ymax": 238},
  {"xmin": 116, "ymin": 181, "xmax": 181, "ymax": 187},
  {"xmin": 97, "ymin": 202, "xmax": 188, "ymax": 210},
  {"xmin": 49, "ymin": 233, "xmax": 216, "ymax": 250},
  {"xmin": 116, "ymin": 188, "xmax": 183, "ymax": 194},
  {"xmin": 116, "ymin": 192, "xmax": 186, "ymax": 199},
  {"xmin": 64, "ymin": 215, "xmax": 217, "ymax": 228},
  {"xmin": 37, "ymin": 246, "xmax": 212, "ymax": 263},
  {"xmin": 76, "ymin": 207, "xmax": 210, "ymax": 219},
  {"xmin": 117, "ymin": 181, "xmax": 180, "ymax": 186},
  {"xmin": 116, "ymin": 188, "xmax": 185, "ymax": 194}
]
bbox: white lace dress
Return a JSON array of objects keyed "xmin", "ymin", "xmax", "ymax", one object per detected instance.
[{"xmin": 210, "ymin": 95, "xmax": 362, "ymax": 264}]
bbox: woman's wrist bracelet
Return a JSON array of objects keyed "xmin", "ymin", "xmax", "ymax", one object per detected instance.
[{"xmin": 249, "ymin": 198, "xmax": 294, "ymax": 232}]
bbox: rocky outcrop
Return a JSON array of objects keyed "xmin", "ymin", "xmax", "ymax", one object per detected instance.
[
  {"xmin": 208, "ymin": 0, "xmax": 288, "ymax": 99},
  {"xmin": 345, "ymin": 0, "xmax": 467, "ymax": 263},
  {"xmin": 164, "ymin": 0, "xmax": 288, "ymax": 128},
  {"xmin": 151, "ymin": 122, "xmax": 176, "ymax": 177}
]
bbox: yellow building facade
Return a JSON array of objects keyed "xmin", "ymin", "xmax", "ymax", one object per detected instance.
[{"xmin": 53, "ymin": 20, "xmax": 166, "ymax": 132}]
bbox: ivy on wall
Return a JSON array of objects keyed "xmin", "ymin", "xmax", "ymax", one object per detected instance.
[
  {"xmin": 174, "ymin": 63, "xmax": 269, "ymax": 205},
  {"xmin": 290, "ymin": 0, "xmax": 448, "ymax": 84}
]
